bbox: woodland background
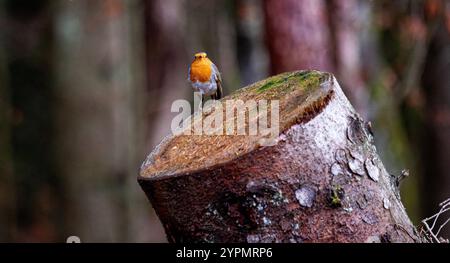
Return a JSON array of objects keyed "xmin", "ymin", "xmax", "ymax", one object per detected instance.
[{"xmin": 0, "ymin": 0, "xmax": 449, "ymax": 242}]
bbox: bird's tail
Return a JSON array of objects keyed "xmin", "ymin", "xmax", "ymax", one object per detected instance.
[{"xmin": 215, "ymin": 80, "xmax": 223, "ymax": 100}]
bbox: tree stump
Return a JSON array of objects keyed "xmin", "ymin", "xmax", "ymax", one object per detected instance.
[{"xmin": 138, "ymin": 70, "xmax": 421, "ymax": 243}]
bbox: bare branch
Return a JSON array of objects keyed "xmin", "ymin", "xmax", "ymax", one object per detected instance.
[{"xmin": 420, "ymin": 198, "xmax": 450, "ymax": 243}]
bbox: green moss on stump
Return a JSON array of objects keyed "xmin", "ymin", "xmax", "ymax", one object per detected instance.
[
  {"xmin": 256, "ymin": 70, "xmax": 324, "ymax": 93},
  {"xmin": 229, "ymin": 70, "xmax": 330, "ymax": 101}
]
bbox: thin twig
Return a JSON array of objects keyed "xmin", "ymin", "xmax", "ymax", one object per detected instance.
[
  {"xmin": 430, "ymin": 207, "xmax": 450, "ymax": 230},
  {"xmin": 420, "ymin": 197, "xmax": 450, "ymax": 243},
  {"xmin": 436, "ymin": 217, "xmax": 450, "ymax": 237}
]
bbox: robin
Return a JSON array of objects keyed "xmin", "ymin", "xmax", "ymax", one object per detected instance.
[{"xmin": 188, "ymin": 52, "xmax": 223, "ymax": 101}]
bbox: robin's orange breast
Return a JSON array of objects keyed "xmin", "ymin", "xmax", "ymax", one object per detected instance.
[{"xmin": 190, "ymin": 60, "xmax": 212, "ymax": 83}]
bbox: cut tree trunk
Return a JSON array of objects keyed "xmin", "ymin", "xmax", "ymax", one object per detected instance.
[{"xmin": 138, "ymin": 70, "xmax": 421, "ymax": 243}]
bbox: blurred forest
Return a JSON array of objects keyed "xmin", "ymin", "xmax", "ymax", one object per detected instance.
[{"xmin": 0, "ymin": 0, "xmax": 449, "ymax": 242}]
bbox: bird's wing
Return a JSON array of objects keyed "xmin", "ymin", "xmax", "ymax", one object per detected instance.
[
  {"xmin": 187, "ymin": 65, "xmax": 191, "ymax": 81},
  {"xmin": 211, "ymin": 63, "xmax": 222, "ymax": 83},
  {"xmin": 211, "ymin": 63, "xmax": 223, "ymax": 99}
]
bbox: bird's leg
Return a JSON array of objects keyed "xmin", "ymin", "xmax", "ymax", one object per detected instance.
[
  {"xmin": 193, "ymin": 92, "xmax": 203, "ymax": 113},
  {"xmin": 202, "ymin": 95, "xmax": 206, "ymax": 109},
  {"xmin": 198, "ymin": 94, "xmax": 204, "ymax": 112}
]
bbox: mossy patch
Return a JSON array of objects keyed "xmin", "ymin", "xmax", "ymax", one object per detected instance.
[
  {"xmin": 256, "ymin": 70, "xmax": 326, "ymax": 95},
  {"xmin": 257, "ymin": 77, "xmax": 286, "ymax": 93},
  {"xmin": 328, "ymin": 186, "xmax": 345, "ymax": 208},
  {"xmin": 296, "ymin": 71, "xmax": 324, "ymax": 91}
]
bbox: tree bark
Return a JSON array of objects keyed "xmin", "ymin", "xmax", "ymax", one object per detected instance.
[
  {"xmin": 139, "ymin": 70, "xmax": 420, "ymax": 243},
  {"xmin": 327, "ymin": 0, "xmax": 369, "ymax": 118},
  {"xmin": 263, "ymin": 0, "xmax": 333, "ymax": 74},
  {"xmin": 54, "ymin": 0, "xmax": 148, "ymax": 241},
  {"xmin": 144, "ymin": 0, "xmax": 188, "ymax": 148}
]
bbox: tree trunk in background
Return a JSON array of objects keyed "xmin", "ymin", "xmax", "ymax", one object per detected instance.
[
  {"xmin": 234, "ymin": 0, "xmax": 269, "ymax": 86},
  {"xmin": 54, "ymin": 0, "xmax": 158, "ymax": 242},
  {"xmin": 264, "ymin": 0, "xmax": 369, "ymax": 117},
  {"xmin": 327, "ymin": 0, "xmax": 369, "ymax": 118},
  {"xmin": 0, "ymin": 32, "xmax": 15, "ymax": 242},
  {"xmin": 421, "ymin": 18, "xmax": 450, "ymax": 238},
  {"xmin": 264, "ymin": 0, "xmax": 334, "ymax": 74},
  {"xmin": 0, "ymin": 0, "xmax": 62, "ymax": 242},
  {"xmin": 144, "ymin": 0, "xmax": 189, "ymax": 149}
]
